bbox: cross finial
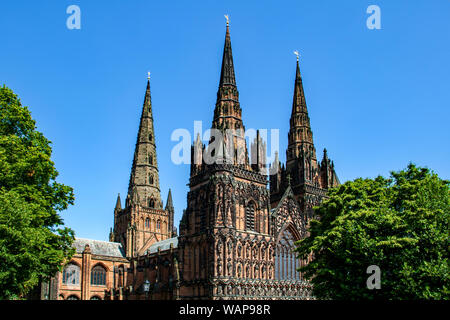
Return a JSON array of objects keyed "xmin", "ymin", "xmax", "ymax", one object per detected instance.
[
  {"xmin": 147, "ymin": 71, "xmax": 151, "ymax": 80},
  {"xmin": 287, "ymin": 174, "xmax": 292, "ymax": 186},
  {"xmin": 293, "ymin": 50, "xmax": 300, "ymax": 62},
  {"xmin": 224, "ymin": 14, "xmax": 229, "ymax": 26}
]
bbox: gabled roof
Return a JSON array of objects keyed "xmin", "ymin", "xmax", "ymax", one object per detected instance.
[
  {"xmin": 73, "ymin": 238, "xmax": 126, "ymax": 258},
  {"xmin": 271, "ymin": 185, "xmax": 297, "ymax": 216},
  {"xmin": 146, "ymin": 237, "xmax": 178, "ymax": 254}
]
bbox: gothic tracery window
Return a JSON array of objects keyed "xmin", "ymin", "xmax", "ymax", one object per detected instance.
[
  {"xmin": 91, "ymin": 265, "xmax": 106, "ymax": 286},
  {"xmin": 62, "ymin": 263, "xmax": 80, "ymax": 285},
  {"xmin": 274, "ymin": 228, "xmax": 301, "ymax": 281}
]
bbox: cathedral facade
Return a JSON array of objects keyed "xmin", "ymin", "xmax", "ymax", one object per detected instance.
[{"xmin": 42, "ymin": 22, "xmax": 339, "ymax": 300}]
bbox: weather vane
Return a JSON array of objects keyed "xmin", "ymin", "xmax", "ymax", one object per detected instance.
[
  {"xmin": 293, "ymin": 50, "xmax": 300, "ymax": 61},
  {"xmin": 224, "ymin": 14, "xmax": 229, "ymax": 26},
  {"xmin": 147, "ymin": 71, "xmax": 151, "ymax": 80}
]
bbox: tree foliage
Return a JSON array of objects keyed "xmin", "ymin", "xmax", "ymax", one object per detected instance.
[
  {"xmin": 0, "ymin": 85, "xmax": 75, "ymax": 299},
  {"xmin": 296, "ymin": 163, "xmax": 449, "ymax": 300}
]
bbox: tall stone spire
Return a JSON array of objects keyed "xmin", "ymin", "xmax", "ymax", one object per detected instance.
[
  {"xmin": 271, "ymin": 55, "xmax": 340, "ymax": 211},
  {"xmin": 210, "ymin": 19, "xmax": 249, "ymax": 166},
  {"xmin": 286, "ymin": 58, "xmax": 317, "ymax": 166},
  {"xmin": 127, "ymin": 75, "xmax": 162, "ymax": 209},
  {"xmin": 219, "ymin": 22, "xmax": 236, "ymax": 87},
  {"xmin": 179, "ymin": 21, "xmax": 271, "ymax": 299},
  {"xmin": 212, "ymin": 20, "xmax": 244, "ymax": 131}
]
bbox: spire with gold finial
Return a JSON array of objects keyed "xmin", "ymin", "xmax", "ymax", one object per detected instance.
[
  {"xmin": 212, "ymin": 13, "xmax": 241, "ymax": 126},
  {"xmin": 210, "ymin": 14, "xmax": 249, "ymax": 166},
  {"xmin": 294, "ymin": 50, "xmax": 299, "ymax": 62},
  {"xmin": 127, "ymin": 71, "xmax": 162, "ymax": 209},
  {"xmin": 286, "ymin": 50, "xmax": 317, "ymax": 164}
]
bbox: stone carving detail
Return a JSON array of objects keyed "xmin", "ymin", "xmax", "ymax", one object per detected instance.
[
  {"xmin": 227, "ymin": 241, "xmax": 233, "ymax": 255},
  {"xmin": 227, "ymin": 262, "xmax": 232, "ymax": 276}
]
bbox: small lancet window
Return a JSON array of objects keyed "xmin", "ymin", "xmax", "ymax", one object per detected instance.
[
  {"xmin": 245, "ymin": 203, "xmax": 256, "ymax": 231},
  {"xmin": 149, "ymin": 174, "xmax": 154, "ymax": 185}
]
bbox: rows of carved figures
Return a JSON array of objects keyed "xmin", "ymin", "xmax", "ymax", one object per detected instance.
[
  {"xmin": 213, "ymin": 279, "xmax": 313, "ymax": 300},
  {"xmin": 215, "ymin": 233, "xmax": 274, "ymax": 281},
  {"xmin": 184, "ymin": 176, "xmax": 270, "ymax": 233}
]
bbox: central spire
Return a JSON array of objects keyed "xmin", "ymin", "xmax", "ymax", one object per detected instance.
[
  {"xmin": 210, "ymin": 18, "xmax": 249, "ymax": 166},
  {"xmin": 218, "ymin": 21, "xmax": 236, "ymax": 87},
  {"xmin": 212, "ymin": 19, "xmax": 243, "ymax": 130},
  {"xmin": 291, "ymin": 59, "xmax": 307, "ymax": 115}
]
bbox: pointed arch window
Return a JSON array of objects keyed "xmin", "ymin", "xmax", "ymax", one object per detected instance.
[
  {"xmin": 245, "ymin": 202, "xmax": 256, "ymax": 231},
  {"xmin": 274, "ymin": 228, "xmax": 301, "ymax": 281},
  {"xmin": 156, "ymin": 220, "xmax": 161, "ymax": 230},
  {"xmin": 149, "ymin": 174, "xmax": 154, "ymax": 185},
  {"xmin": 148, "ymin": 133, "xmax": 152, "ymax": 142},
  {"xmin": 148, "ymin": 198, "xmax": 155, "ymax": 208},
  {"xmin": 149, "ymin": 153, "xmax": 153, "ymax": 165},
  {"xmin": 145, "ymin": 218, "xmax": 150, "ymax": 228},
  {"xmin": 91, "ymin": 265, "xmax": 106, "ymax": 286},
  {"xmin": 62, "ymin": 263, "xmax": 80, "ymax": 285}
]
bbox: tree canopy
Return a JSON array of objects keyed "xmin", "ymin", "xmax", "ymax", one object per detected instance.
[
  {"xmin": 296, "ymin": 163, "xmax": 449, "ymax": 300},
  {"xmin": 0, "ymin": 85, "xmax": 75, "ymax": 299}
]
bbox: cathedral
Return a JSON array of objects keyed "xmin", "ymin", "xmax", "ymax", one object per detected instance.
[{"xmin": 40, "ymin": 21, "xmax": 339, "ymax": 300}]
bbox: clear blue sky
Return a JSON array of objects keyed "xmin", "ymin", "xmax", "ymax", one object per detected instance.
[{"xmin": 1, "ymin": 0, "xmax": 449, "ymax": 241}]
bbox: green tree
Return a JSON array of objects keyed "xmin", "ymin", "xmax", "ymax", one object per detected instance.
[
  {"xmin": 0, "ymin": 85, "xmax": 75, "ymax": 299},
  {"xmin": 296, "ymin": 163, "xmax": 449, "ymax": 300}
]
